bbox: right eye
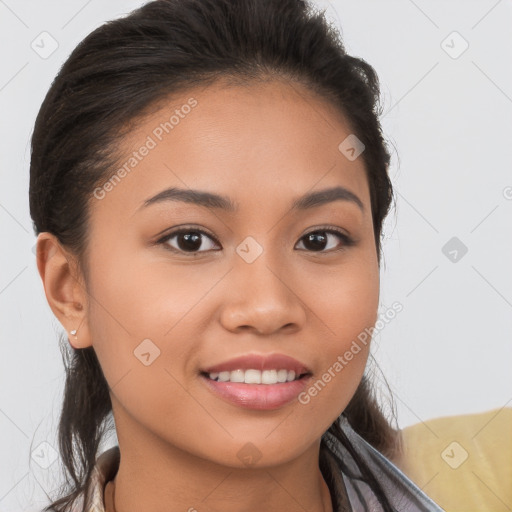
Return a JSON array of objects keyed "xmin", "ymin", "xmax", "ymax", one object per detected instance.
[{"xmin": 157, "ymin": 228, "xmax": 221, "ymax": 255}]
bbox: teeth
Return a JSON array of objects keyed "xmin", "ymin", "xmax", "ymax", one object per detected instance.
[
  {"xmin": 229, "ymin": 369, "xmax": 245, "ymax": 383},
  {"xmin": 277, "ymin": 369, "xmax": 288, "ymax": 383},
  {"xmin": 207, "ymin": 369, "xmax": 301, "ymax": 384},
  {"xmin": 218, "ymin": 371, "xmax": 230, "ymax": 382},
  {"xmin": 245, "ymin": 369, "xmax": 261, "ymax": 384}
]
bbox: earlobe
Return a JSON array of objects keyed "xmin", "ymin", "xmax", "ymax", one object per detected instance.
[{"xmin": 36, "ymin": 232, "xmax": 92, "ymax": 349}]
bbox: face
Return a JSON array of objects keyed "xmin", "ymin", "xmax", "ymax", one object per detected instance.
[{"xmin": 77, "ymin": 79, "xmax": 379, "ymax": 467}]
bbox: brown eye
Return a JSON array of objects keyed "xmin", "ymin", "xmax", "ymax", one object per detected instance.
[
  {"xmin": 295, "ymin": 229, "xmax": 354, "ymax": 253},
  {"xmin": 159, "ymin": 229, "xmax": 220, "ymax": 254}
]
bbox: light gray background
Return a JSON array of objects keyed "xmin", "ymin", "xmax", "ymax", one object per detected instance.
[{"xmin": 1, "ymin": 0, "xmax": 511, "ymax": 510}]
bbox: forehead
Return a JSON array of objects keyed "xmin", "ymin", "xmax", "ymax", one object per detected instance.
[{"xmin": 91, "ymin": 79, "xmax": 371, "ymax": 218}]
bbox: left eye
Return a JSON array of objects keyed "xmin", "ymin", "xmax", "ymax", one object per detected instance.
[{"xmin": 295, "ymin": 229, "xmax": 353, "ymax": 252}]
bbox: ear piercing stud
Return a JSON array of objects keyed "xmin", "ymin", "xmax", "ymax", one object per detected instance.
[{"xmin": 69, "ymin": 303, "xmax": 83, "ymax": 340}]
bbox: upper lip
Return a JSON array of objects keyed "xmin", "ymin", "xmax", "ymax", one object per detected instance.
[{"xmin": 201, "ymin": 353, "xmax": 312, "ymax": 375}]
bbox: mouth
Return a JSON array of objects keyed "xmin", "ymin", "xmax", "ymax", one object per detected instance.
[
  {"xmin": 200, "ymin": 368, "xmax": 310, "ymax": 384},
  {"xmin": 199, "ymin": 369, "xmax": 313, "ymax": 411},
  {"xmin": 198, "ymin": 353, "xmax": 313, "ymax": 410}
]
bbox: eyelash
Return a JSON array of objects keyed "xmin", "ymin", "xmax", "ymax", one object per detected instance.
[{"xmin": 155, "ymin": 225, "xmax": 355, "ymax": 256}]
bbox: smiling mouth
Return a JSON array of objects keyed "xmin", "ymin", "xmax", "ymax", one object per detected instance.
[{"xmin": 200, "ymin": 369, "xmax": 310, "ymax": 384}]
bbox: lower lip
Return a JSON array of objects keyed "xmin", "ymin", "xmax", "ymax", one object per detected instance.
[{"xmin": 200, "ymin": 373, "xmax": 312, "ymax": 410}]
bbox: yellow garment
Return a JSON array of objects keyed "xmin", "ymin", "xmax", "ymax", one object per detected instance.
[{"xmin": 396, "ymin": 407, "xmax": 512, "ymax": 512}]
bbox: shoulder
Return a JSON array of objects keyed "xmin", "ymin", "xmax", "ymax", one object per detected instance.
[{"xmin": 396, "ymin": 407, "xmax": 512, "ymax": 512}]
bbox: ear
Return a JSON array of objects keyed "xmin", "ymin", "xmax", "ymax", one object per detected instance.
[{"xmin": 35, "ymin": 232, "xmax": 92, "ymax": 349}]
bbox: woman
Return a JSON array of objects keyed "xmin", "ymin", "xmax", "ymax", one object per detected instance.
[{"xmin": 31, "ymin": 0, "xmax": 445, "ymax": 510}]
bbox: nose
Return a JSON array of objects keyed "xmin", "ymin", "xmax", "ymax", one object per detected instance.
[{"xmin": 219, "ymin": 250, "xmax": 306, "ymax": 336}]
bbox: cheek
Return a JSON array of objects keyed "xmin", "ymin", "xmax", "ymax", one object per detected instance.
[
  {"xmin": 85, "ymin": 245, "xmax": 230, "ymax": 402},
  {"xmin": 295, "ymin": 254, "xmax": 379, "ymax": 415},
  {"xmin": 86, "ymin": 239, "xmax": 217, "ymax": 342},
  {"xmin": 85, "ymin": 249, "xmax": 208, "ymax": 436},
  {"xmin": 302, "ymin": 249, "xmax": 380, "ymax": 340}
]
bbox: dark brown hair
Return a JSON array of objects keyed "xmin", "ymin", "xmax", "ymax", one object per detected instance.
[{"xmin": 29, "ymin": 1, "xmax": 398, "ymax": 510}]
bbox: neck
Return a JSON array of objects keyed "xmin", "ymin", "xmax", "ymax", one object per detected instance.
[
  {"xmin": 111, "ymin": 466, "xmax": 333, "ymax": 512},
  {"xmin": 110, "ymin": 418, "xmax": 334, "ymax": 512}
]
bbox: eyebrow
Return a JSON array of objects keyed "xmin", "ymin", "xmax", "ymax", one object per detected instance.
[{"xmin": 137, "ymin": 185, "xmax": 364, "ymax": 214}]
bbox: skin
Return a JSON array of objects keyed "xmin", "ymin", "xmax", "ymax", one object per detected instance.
[{"xmin": 37, "ymin": 78, "xmax": 380, "ymax": 512}]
